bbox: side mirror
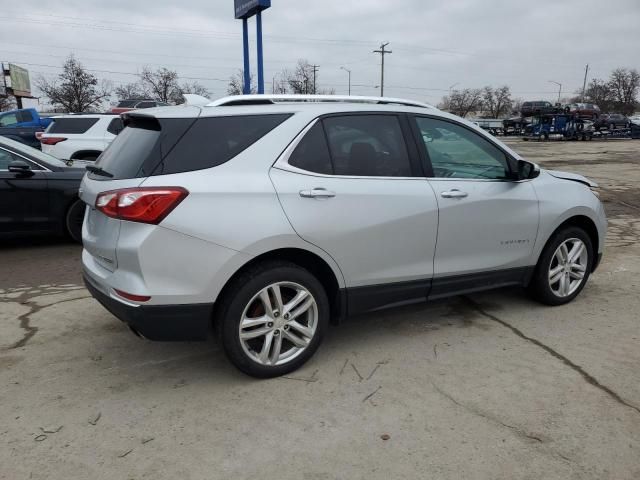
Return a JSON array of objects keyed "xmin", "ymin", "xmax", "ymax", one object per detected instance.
[
  {"xmin": 517, "ymin": 159, "xmax": 540, "ymax": 180},
  {"xmin": 8, "ymin": 160, "xmax": 33, "ymax": 175}
]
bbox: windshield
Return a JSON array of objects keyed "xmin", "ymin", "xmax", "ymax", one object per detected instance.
[{"xmin": 0, "ymin": 137, "xmax": 69, "ymax": 168}]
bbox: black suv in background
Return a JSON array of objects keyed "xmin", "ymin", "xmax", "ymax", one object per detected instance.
[
  {"xmin": 520, "ymin": 101, "xmax": 557, "ymax": 117},
  {"xmin": 593, "ymin": 114, "xmax": 630, "ymax": 131}
]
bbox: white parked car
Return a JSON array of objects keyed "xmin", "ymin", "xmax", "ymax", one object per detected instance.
[
  {"xmin": 40, "ymin": 114, "xmax": 124, "ymax": 161},
  {"xmin": 81, "ymin": 94, "xmax": 607, "ymax": 378}
]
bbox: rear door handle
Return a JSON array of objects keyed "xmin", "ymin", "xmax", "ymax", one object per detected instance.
[
  {"xmin": 441, "ymin": 189, "xmax": 468, "ymax": 199},
  {"xmin": 299, "ymin": 188, "xmax": 336, "ymax": 199}
]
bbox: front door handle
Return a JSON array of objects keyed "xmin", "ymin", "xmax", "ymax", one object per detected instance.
[
  {"xmin": 299, "ymin": 188, "xmax": 336, "ymax": 199},
  {"xmin": 441, "ymin": 189, "xmax": 468, "ymax": 199}
]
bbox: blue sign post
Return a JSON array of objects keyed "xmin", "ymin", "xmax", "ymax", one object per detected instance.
[{"xmin": 234, "ymin": 0, "xmax": 271, "ymax": 94}]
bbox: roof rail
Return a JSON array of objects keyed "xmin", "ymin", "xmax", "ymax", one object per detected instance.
[{"xmin": 207, "ymin": 94, "xmax": 435, "ymax": 109}]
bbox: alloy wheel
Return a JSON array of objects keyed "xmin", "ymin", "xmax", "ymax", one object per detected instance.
[
  {"xmin": 238, "ymin": 281, "xmax": 318, "ymax": 366},
  {"xmin": 548, "ymin": 238, "xmax": 588, "ymax": 297}
]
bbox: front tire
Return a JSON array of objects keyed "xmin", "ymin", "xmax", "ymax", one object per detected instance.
[
  {"xmin": 217, "ymin": 261, "xmax": 329, "ymax": 378},
  {"xmin": 529, "ymin": 227, "xmax": 593, "ymax": 306}
]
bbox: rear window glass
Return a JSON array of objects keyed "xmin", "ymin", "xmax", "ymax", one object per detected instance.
[
  {"xmin": 107, "ymin": 118, "xmax": 124, "ymax": 135},
  {"xmin": 92, "ymin": 114, "xmax": 291, "ymax": 180},
  {"xmin": 48, "ymin": 118, "xmax": 99, "ymax": 134},
  {"xmin": 0, "ymin": 113, "xmax": 18, "ymax": 127}
]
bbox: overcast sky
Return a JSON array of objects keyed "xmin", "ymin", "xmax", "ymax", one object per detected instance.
[{"xmin": 2, "ymin": 0, "xmax": 639, "ymax": 107}]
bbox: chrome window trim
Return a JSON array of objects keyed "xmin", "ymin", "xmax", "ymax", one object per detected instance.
[{"xmin": 273, "ymin": 118, "xmax": 420, "ymax": 181}]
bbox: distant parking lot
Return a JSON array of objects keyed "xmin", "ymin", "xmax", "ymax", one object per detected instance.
[{"xmin": 1, "ymin": 138, "xmax": 639, "ymax": 479}]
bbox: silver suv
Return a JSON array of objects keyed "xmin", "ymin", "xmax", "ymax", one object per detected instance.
[{"xmin": 80, "ymin": 95, "xmax": 607, "ymax": 377}]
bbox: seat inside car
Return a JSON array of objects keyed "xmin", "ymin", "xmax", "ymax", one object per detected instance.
[{"xmin": 348, "ymin": 142, "xmax": 376, "ymax": 176}]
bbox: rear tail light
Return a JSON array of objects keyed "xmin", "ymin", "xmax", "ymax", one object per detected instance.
[
  {"xmin": 35, "ymin": 131, "xmax": 43, "ymax": 140},
  {"xmin": 40, "ymin": 136, "xmax": 67, "ymax": 145},
  {"xmin": 95, "ymin": 187, "xmax": 188, "ymax": 224}
]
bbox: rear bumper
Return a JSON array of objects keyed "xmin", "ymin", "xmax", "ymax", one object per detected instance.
[{"xmin": 84, "ymin": 273, "xmax": 212, "ymax": 341}]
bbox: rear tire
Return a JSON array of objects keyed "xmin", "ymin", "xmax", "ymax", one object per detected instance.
[
  {"xmin": 217, "ymin": 261, "xmax": 329, "ymax": 378},
  {"xmin": 65, "ymin": 199, "xmax": 85, "ymax": 243},
  {"xmin": 528, "ymin": 227, "xmax": 593, "ymax": 306}
]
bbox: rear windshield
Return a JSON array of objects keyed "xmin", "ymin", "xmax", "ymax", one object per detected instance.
[
  {"xmin": 48, "ymin": 117, "xmax": 99, "ymax": 134},
  {"xmin": 92, "ymin": 113, "xmax": 291, "ymax": 180}
]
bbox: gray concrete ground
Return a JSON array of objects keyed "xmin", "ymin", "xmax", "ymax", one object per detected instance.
[{"xmin": 1, "ymin": 138, "xmax": 639, "ymax": 480}]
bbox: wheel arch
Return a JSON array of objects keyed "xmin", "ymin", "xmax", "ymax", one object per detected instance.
[
  {"xmin": 540, "ymin": 215, "xmax": 600, "ymax": 272},
  {"xmin": 70, "ymin": 150, "xmax": 102, "ymax": 160},
  {"xmin": 215, "ymin": 248, "xmax": 346, "ymax": 326}
]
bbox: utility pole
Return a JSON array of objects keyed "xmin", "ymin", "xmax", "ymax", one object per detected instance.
[
  {"xmin": 373, "ymin": 42, "xmax": 392, "ymax": 97},
  {"xmin": 581, "ymin": 64, "xmax": 589, "ymax": 102},
  {"xmin": 340, "ymin": 67, "xmax": 351, "ymax": 95},
  {"xmin": 548, "ymin": 80, "xmax": 562, "ymax": 103},
  {"xmin": 311, "ymin": 64, "xmax": 319, "ymax": 94}
]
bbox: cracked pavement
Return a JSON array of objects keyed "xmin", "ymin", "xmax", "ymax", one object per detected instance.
[{"xmin": 1, "ymin": 139, "xmax": 639, "ymax": 479}]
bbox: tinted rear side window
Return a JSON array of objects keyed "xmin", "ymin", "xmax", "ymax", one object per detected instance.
[
  {"xmin": 48, "ymin": 118, "xmax": 99, "ymax": 134},
  {"xmin": 93, "ymin": 114, "xmax": 290, "ymax": 180},
  {"xmin": 151, "ymin": 114, "xmax": 291, "ymax": 176},
  {"xmin": 323, "ymin": 115, "xmax": 411, "ymax": 177},
  {"xmin": 288, "ymin": 122, "xmax": 333, "ymax": 174}
]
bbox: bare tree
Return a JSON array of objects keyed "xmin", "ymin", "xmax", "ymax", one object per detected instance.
[
  {"xmin": 173, "ymin": 81, "xmax": 210, "ymax": 104},
  {"xmin": 114, "ymin": 82, "xmax": 149, "ymax": 100},
  {"xmin": 36, "ymin": 56, "xmax": 111, "ymax": 112},
  {"xmin": 608, "ymin": 68, "xmax": 640, "ymax": 115},
  {"xmin": 0, "ymin": 95, "xmax": 16, "ymax": 112},
  {"xmin": 482, "ymin": 86, "xmax": 513, "ymax": 118},
  {"xmin": 442, "ymin": 88, "xmax": 483, "ymax": 118},
  {"xmin": 511, "ymin": 97, "xmax": 524, "ymax": 116},
  {"xmin": 287, "ymin": 60, "xmax": 315, "ymax": 94},
  {"xmin": 582, "ymin": 79, "xmax": 614, "ymax": 112},
  {"xmin": 139, "ymin": 67, "xmax": 180, "ymax": 103},
  {"xmin": 227, "ymin": 69, "xmax": 256, "ymax": 95}
]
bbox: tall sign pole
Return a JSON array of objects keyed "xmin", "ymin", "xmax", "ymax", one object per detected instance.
[
  {"xmin": 242, "ymin": 18, "xmax": 251, "ymax": 94},
  {"xmin": 235, "ymin": 1, "xmax": 271, "ymax": 95},
  {"xmin": 256, "ymin": 11, "xmax": 264, "ymax": 94}
]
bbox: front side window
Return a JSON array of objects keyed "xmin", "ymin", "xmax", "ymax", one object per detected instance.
[
  {"xmin": 322, "ymin": 115, "xmax": 411, "ymax": 177},
  {"xmin": 0, "ymin": 148, "xmax": 40, "ymax": 170},
  {"xmin": 415, "ymin": 117, "xmax": 512, "ymax": 180},
  {"xmin": 0, "ymin": 148, "xmax": 19, "ymax": 169}
]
